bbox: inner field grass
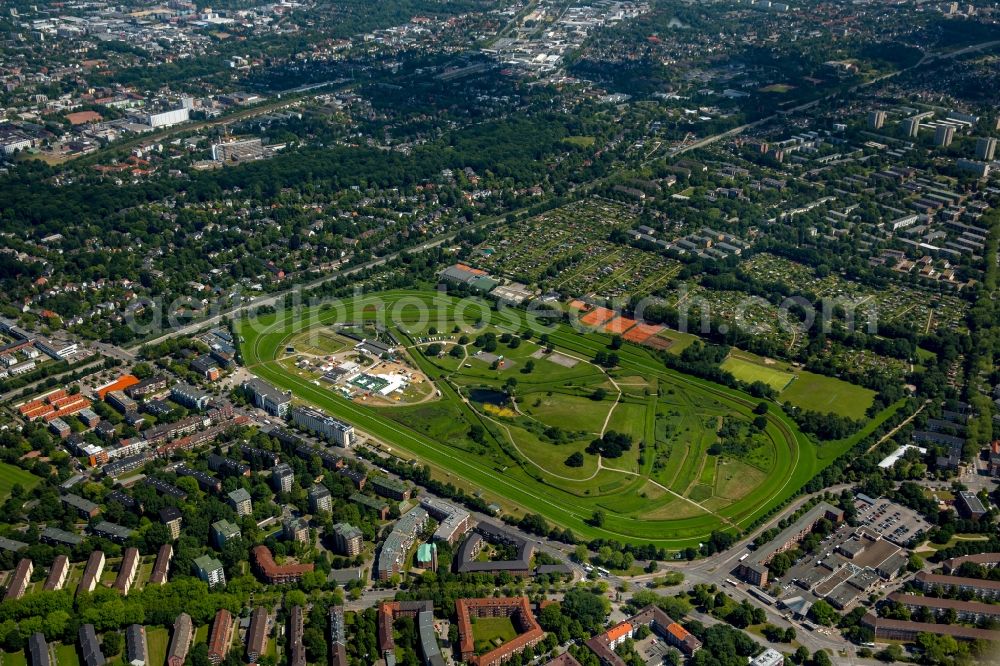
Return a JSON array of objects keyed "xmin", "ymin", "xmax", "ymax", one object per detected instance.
[{"xmin": 237, "ymin": 290, "xmax": 893, "ymax": 548}]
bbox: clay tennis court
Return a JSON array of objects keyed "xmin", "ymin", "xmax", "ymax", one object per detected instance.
[
  {"xmin": 603, "ymin": 316, "xmax": 638, "ymax": 334},
  {"xmin": 580, "ymin": 306, "xmax": 616, "ymax": 326},
  {"xmin": 623, "ymin": 322, "xmax": 664, "ymax": 343},
  {"xmin": 568, "ymin": 299, "xmax": 591, "ymax": 312}
]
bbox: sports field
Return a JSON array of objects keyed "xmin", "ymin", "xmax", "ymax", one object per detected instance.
[
  {"xmin": 237, "ymin": 290, "xmax": 890, "ymax": 549},
  {"xmin": 0, "ymin": 462, "xmax": 41, "ymax": 500}
]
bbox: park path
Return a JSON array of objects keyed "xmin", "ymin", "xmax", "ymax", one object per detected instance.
[{"xmin": 865, "ymin": 399, "xmax": 929, "ymax": 454}]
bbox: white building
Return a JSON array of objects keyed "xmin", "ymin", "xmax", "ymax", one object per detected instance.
[{"xmin": 146, "ymin": 108, "xmax": 190, "ymax": 129}]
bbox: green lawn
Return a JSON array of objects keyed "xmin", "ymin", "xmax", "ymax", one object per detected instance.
[
  {"xmin": 471, "ymin": 616, "xmax": 518, "ymax": 653},
  {"xmin": 656, "ymin": 328, "xmax": 698, "ymax": 354},
  {"xmin": 146, "ymin": 626, "xmax": 170, "ymax": 666},
  {"xmin": 721, "ymin": 355, "xmax": 794, "ymax": 392},
  {"xmin": 780, "ymin": 370, "xmax": 875, "ymax": 420},
  {"xmin": 2, "ymin": 651, "xmax": 27, "ymax": 666},
  {"xmin": 562, "ymin": 136, "xmax": 596, "ymax": 147},
  {"xmin": 55, "ymin": 644, "xmax": 80, "ymax": 666},
  {"xmin": 0, "ymin": 462, "xmax": 41, "ymax": 500},
  {"xmin": 237, "ymin": 289, "xmax": 890, "ymax": 549}
]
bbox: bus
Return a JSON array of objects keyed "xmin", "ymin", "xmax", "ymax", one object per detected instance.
[{"xmin": 739, "ymin": 552, "xmax": 750, "ymax": 562}]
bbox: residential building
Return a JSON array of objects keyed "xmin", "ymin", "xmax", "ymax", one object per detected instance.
[
  {"xmin": 868, "ymin": 111, "xmax": 886, "ymax": 129},
  {"xmin": 271, "ymin": 462, "xmax": 294, "ymax": 493},
  {"xmin": 378, "ymin": 601, "xmax": 443, "ymax": 666},
  {"xmin": 956, "ymin": 491, "xmax": 987, "ymax": 519},
  {"xmin": 160, "ymin": 507, "xmax": 183, "ymax": 540},
  {"xmin": 3, "ymin": 558, "xmax": 33, "ymax": 601},
  {"xmin": 44, "ymin": 555, "xmax": 69, "ymax": 591},
  {"xmin": 125, "ymin": 625, "xmax": 146, "ymax": 666},
  {"xmin": 936, "ymin": 125, "xmax": 956, "ymax": 147},
  {"xmin": 246, "ymin": 608, "xmax": 269, "ymax": 663},
  {"xmin": 370, "ymin": 476, "xmax": 409, "ymax": 501},
  {"xmin": 943, "ymin": 552, "xmax": 1000, "ymax": 573},
  {"xmin": 331, "ymin": 523, "xmax": 363, "ymax": 557},
  {"xmin": 329, "ymin": 606, "xmax": 348, "ymax": 666},
  {"xmin": 29, "ymin": 632, "xmax": 49, "ymax": 666},
  {"xmin": 456, "ymin": 597, "xmax": 543, "ymax": 666},
  {"xmin": 207, "ymin": 609, "xmax": 234, "ymax": 665},
  {"xmin": 106, "ymin": 390, "xmax": 138, "ymax": 414},
  {"xmin": 212, "ymin": 138, "xmax": 264, "ymax": 162},
  {"xmin": 176, "ymin": 466, "xmax": 222, "ymax": 493},
  {"xmin": 170, "ymin": 384, "xmax": 211, "ymax": 410},
  {"xmin": 79, "ymin": 624, "xmax": 106, "ymax": 666},
  {"xmin": 420, "ymin": 497, "xmax": 472, "ymax": 544},
  {"xmin": 207, "ymin": 454, "xmax": 250, "ymax": 478},
  {"xmin": 976, "ymin": 137, "xmax": 997, "ymax": 161},
  {"xmin": 211, "ymin": 519, "xmax": 241, "ymax": 548},
  {"xmin": 861, "ymin": 613, "xmax": 1000, "ymax": 643},
  {"xmin": 167, "ymin": 613, "xmax": 193, "ymax": 666},
  {"xmin": 956, "ymin": 158, "xmax": 990, "ymax": 178},
  {"xmin": 193, "ymin": 555, "xmax": 226, "ymax": 588},
  {"xmin": 78, "ymin": 551, "xmax": 106, "ymax": 597},
  {"xmin": 125, "ymin": 375, "xmax": 169, "ymax": 399},
  {"xmin": 585, "ymin": 605, "xmax": 701, "ymax": 665},
  {"xmin": 149, "ymin": 544, "xmax": 173, "ymax": 585},
  {"xmin": 252, "ymin": 545, "xmax": 314, "ymax": 584},
  {"xmin": 308, "ymin": 484, "xmax": 332, "ymax": 513},
  {"xmin": 915, "ymin": 571, "xmax": 1000, "ymax": 600},
  {"xmin": 242, "ymin": 378, "xmax": 291, "ymax": 417},
  {"xmin": 887, "ymin": 592, "xmax": 1000, "ymax": 623},
  {"xmin": 350, "ymin": 493, "xmax": 389, "ymax": 519},
  {"xmin": 228, "ymin": 488, "xmax": 253, "ymax": 516},
  {"xmin": 61, "ymin": 493, "xmax": 100, "ymax": 518},
  {"xmin": 143, "ymin": 477, "xmax": 188, "ymax": 500},
  {"xmin": 91, "ymin": 521, "xmax": 134, "ymax": 544},
  {"xmin": 41, "ymin": 527, "xmax": 83, "ymax": 548},
  {"xmin": 738, "ymin": 502, "xmax": 844, "ymax": 586},
  {"xmin": 749, "ymin": 648, "xmax": 785, "ymax": 666},
  {"xmin": 289, "ymin": 406, "xmax": 354, "ymax": 446},
  {"xmin": 376, "ymin": 506, "xmax": 428, "ymax": 581},
  {"xmin": 455, "ymin": 523, "xmax": 534, "ymax": 577},
  {"xmin": 113, "ymin": 547, "xmax": 140, "ymax": 596},
  {"xmin": 283, "ymin": 518, "xmax": 309, "ymax": 544},
  {"xmin": 288, "ymin": 606, "xmax": 306, "ymax": 666}
]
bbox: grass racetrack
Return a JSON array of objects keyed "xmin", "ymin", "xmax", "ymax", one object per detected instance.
[{"xmin": 237, "ymin": 290, "xmax": 889, "ymax": 549}]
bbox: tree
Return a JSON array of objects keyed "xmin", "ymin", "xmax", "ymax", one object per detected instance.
[
  {"xmin": 876, "ymin": 644, "xmax": 903, "ymax": 663},
  {"xmin": 101, "ymin": 631, "xmax": 123, "ymax": 656},
  {"xmin": 590, "ymin": 388, "xmax": 607, "ymax": 401},
  {"xmin": 561, "ymin": 587, "xmax": 610, "ymax": 633},
  {"xmin": 565, "ymin": 452, "xmax": 584, "ymax": 467},
  {"xmin": 810, "ymin": 650, "xmax": 832, "ymax": 666},
  {"xmin": 468, "ymin": 424, "xmax": 485, "ymax": 444},
  {"xmin": 808, "ymin": 600, "xmax": 838, "ymax": 627},
  {"xmin": 609, "ymin": 335, "xmax": 622, "ymax": 350},
  {"xmin": 590, "ymin": 510, "xmax": 605, "ymax": 527}
]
